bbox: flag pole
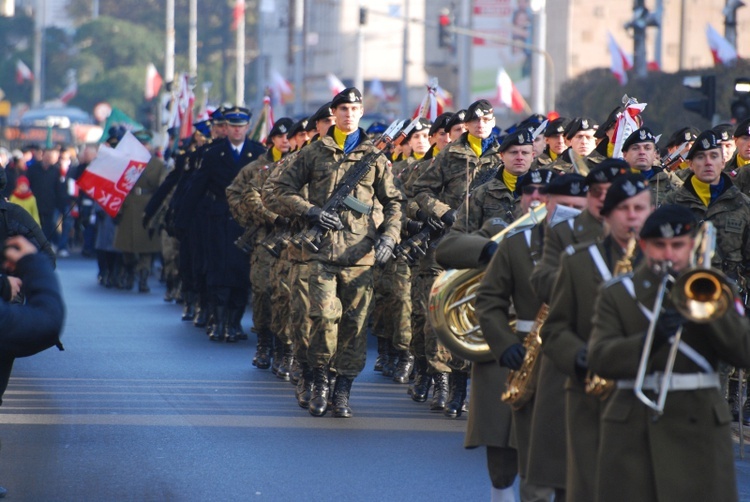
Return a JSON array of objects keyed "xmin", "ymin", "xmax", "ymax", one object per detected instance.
[{"xmin": 236, "ymin": 0, "xmax": 246, "ymax": 106}]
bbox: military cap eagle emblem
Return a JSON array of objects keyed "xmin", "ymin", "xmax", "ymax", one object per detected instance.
[
  {"xmin": 517, "ymin": 133, "xmax": 524, "ymax": 143},
  {"xmin": 639, "ymin": 129, "xmax": 648, "ymax": 140},
  {"xmin": 581, "ymin": 119, "xmax": 589, "ymax": 129},
  {"xmin": 348, "ymin": 90, "xmax": 357, "ymax": 102},
  {"xmin": 595, "ymin": 172, "xmax": 607, "ymax": 182},
  {"xmin": 622, "ymin": 180, "xmax": 637, "ymax": 196},
  {"xmin": 659, "ymin": 223, "xmax": 675, "ymax": 238},
  {"xmin": 702, "ymin": 138, "xmax": 711, "ymax": 149},
  {"xmin": 475, "ymin": 109, "xmax": 484, "ymax": 117},
  {"xmin": 570, "ymin": 182, "xmax": 581, "ymax": 195},
  {"xmin": 684, "ymin": 131, "xmax": 692, "ymax": 141},
  {"xmin": 457, "ymin": 111, "xmax": 466, "ymax": 121},
  {"xmin": 531, "ymin": 170, "xmax": 542, "ymax": 183},
  {"xmin": 279, "ymin": 125, "xmax": 287, "ymax": 133}
]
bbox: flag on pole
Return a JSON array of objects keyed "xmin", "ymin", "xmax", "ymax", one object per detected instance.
[
  {"xmin": 231, "ymin": 0, "xmax": 245, "ymax": 30},
  {"xmin": 145, "ymin": 63, "xmax": 163, "ymax": 100},
  {"xmin": 496, "ymin": 68, "xmax": 528, "ymax": 114},
  {"xmin": 368, "ymin": 79, "xmax": 388, "ymax": 101},
  {"xmin": 58, "ymin": 75, "xmax": 77, "ymax": 104},
  {"xmin": 611, "ymin": 98, "xmax": 647, "ymax": 159},
  {"xmin": 326, "ymin": 73, "xmax": 346, "ymax": 96},
  {"xmin": 249, "ymin": 95, "xmax": 274, "ymax": 144},
  {"xmin": 170, "ymin": 74, "xmax": 195, "ymax": 140},
  {"xmin": 15, "ymin": 60, "xmax": 33, "ymax": 84},
  {"xmin": 269, "ymin": 70, "xmax": 294, "ymax": 105},
  {"xmin": 706, "ymin": 24, "xmax": 738, "ymax": 65},
  {"xmin": 413, "ymin": 78, "xmax": 443, "ymax": 121},
  {"xmin": 607, "ymin": 32, "xmax": 633, "ymax": 86},
  {"xmin": 76, "ymin": 131, "xmax": 152, "ymax": 217},
  {"xmin": 98, "ymin": 107, "xmax": 144, "ymax": 143}
]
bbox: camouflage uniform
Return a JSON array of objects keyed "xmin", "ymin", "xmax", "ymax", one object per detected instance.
[{"xmin": 641, "ymin": 167, "xmax": 682, "ymax": 207}]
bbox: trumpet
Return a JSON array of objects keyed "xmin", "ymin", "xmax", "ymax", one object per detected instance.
[{"xmin": 634, "ymin": 222, "xmax": 733, "ymax": 414}]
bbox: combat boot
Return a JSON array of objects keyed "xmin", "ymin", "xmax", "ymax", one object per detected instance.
[
  {"xmin": 382, "ymin": 345, "xmax": 398, "ymax": 378},
  {"xmin": 163, "ymin": 278, "xmax": 174, "ymax": 301},
  {"xmin": 138, "ymin": 269, "xmax": 150, "ymax": 293},
  {"xmin": 234, "ymin": 310, "xmax": 247, "ymax": 340},
  {"xmin": 411, "ymin": 358, "xmax": 431, "ymax": 403},
  {"xmin": 181, "ymin": 292, "xmax": 196, "ymax": 321},
  {"xmin": 444, "ymin": 371, "xmax": 468, "ymax": 419},
  {"xmin": 327, "ymin": 370, "xmax": 337, "ymax": 407},
  {"xmin": 193, "ymin": 300, "xmax": 208, "ymax": 328},
  {"xmin": 276, "ymin": 344, "xmax": 294, "ymax": 381},
  {"xmin": 430, "ymin": 372, "xmax": 450, "ymax": 411},
  {"xmin": 332, "ymin": 375, "xmax": 354, "ymax": 418},
  {"xmin": 208, "ymin": 306, "xmax": 226, "ymax": 341},
  {"xmin": 308, "ymin": 367, "xmax": 330, "ymax": 417},
  {"xmin": 252, "ymin": 331, "xmax": 273, "ymax": 369},
  {"xmin": 296, "ymin": 364, "xmax": 314, "ymax": 409},
  {"xmin": 271, "ymin": 336, "xmax": 284, "ymax": 375},
  {"xmin": 224, "ymin": 309, "xmax": 238, "ymax": 343},
  {"xmin": 290, "ymin": 359, "xmax": 302, "ymax": 384},
  {"xmin": 374, "ymin": 337, "xmax": 388, "ymax": 372},
  {"xmin": 121, "ymin": 267, "xmax": 135, "ymax": 290},
  {"xmin": 393, "ymin": 350, "xmax": 415, "ymax": 384}
]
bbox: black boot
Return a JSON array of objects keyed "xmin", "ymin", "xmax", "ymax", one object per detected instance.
[
  {"xmin": 121, "ymin": 267, "xmax": 135, "ymax": 290},
  {"xmin": 411, "ymin": 358, "xmax": 431, "ymax": 403},
  {"xmin": 430, "ymin": 372, "xmax": 450, "ymax": 411},
  {"xmin": 252, "ymin": 331, "xmax": 273, "ymax": 369},
  {"xmin": 164, "ymin": 278, "xmax": 174, "ymax": 301},
  {"xmin": 296, "ymin": 364, "xmax": 314, "ymax": 409},
  {"xmin": 290, "ymin": 359, "xmax": 302, "ymax": 384},
  {"xmin": 224, "ymin": 309, "xmax": 238, "ymax": 343},
  {"xmin": 271, "ymin": 336, "xmax": 284, "ymax": 375},
  {"xmin": 181, "ymin": 291, "xmax": 196, "ymax": 321},
  {"xmin": 138, "ymin": 269, "xmax": 150, "ymax": 293},
  {"xmin": 234, "ymin": 310, "xmax": 247, "ymax": 340},
  {"xmin": 374, "ymin": 337, "xmax": 388, "ymax": 372},
  {"xmin": 444, "ymin": 371, "xmax": 468, "ymax": 418},
  {"xmin": 208, "ymin": 306, "xmax": 226, "ymax": 341},
  {"xmin": 193, "ymin": 301, "xmax": 208, "ymax": 327},
  {"xmin": 276, "ymin": 344, "xmax": 294, "ymax": 381},
  {"xmin": 327, "ymin": 370, "xmax": 337, "ymax": 407},
  {"xmin": 382, "ymin": 345, "xmax": 398, "ymax": 378},
  {"xmin": 308, "ymin": 367, "xmax": 329, "ymax": 417},
  {"xmin": 332, "ymin": 375, "xmax": 354, "ymax": 418},
  {"xmin": 393, "ymin": 350, "xmax": 415, "ymax": 384}
]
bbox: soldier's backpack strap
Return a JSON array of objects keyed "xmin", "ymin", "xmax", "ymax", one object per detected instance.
[{"xmin": 587, "ymin": 244, "xmax": 612, "ymax": 282}]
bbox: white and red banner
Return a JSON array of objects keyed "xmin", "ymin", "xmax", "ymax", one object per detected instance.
[
  {"xmin": 145, "ymin": 63, "xmax": 163, "ymax": 100},
  {"xmin": 706, "ymin": 24, "xmax": 738, "ymax": 66},
  {"xmin": 326, "ymin": 73, "xmax": 346, "ymax": 96},
  {"xmin": 611, "ymin": 99, "xmax": 647, "ymax": 159},
  {"xmin": 58, "ymin": 75, "xmax": 77, "ymax": 104},
  {"xmin": 607, "ymin": 32, "xmax": 633, "ymax": 86},
  {"xmin": 496, "ymin": 68, "xmax": 527, "ymax": 114},
  {"xmin": 15, "ymin": 60, "xmax": 33, "ymax": 84},
  {"xmin": 269, "ymin": 69, "xmax": 294, "ymax": 105},
  {"xmin": 414, "ymin": 78, "xmax": 441, "ymax": 121},
  {"xmin": 76, "ymin": 131, "xmax": 152, "ymax": 217}
]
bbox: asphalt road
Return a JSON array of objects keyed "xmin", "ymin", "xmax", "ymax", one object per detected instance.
[{"xmin": 1, "ymin": 255, "xmax": 750, "ymax": 501}]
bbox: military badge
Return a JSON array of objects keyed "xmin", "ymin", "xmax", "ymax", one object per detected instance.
[
  {"xmin": 639, "ymin": 129, "xmax": 647, "ymax": 140},
  {"xmin": 701, "ymin": 138, "xmax": 711, "ymax": 149},
  {"xmin": 582, "ymin": 119, "xmax": 589, "ymax": 129},
  {"xmin": 622, "ymin": 180, "xmax": 637, "ymax": 196},
  {"xmin": 517, "ymin": 133, "xmax": 524, "ymax": 143},
  {"xmin": 531, "ymin": 170, "xmax": 542, "ymax": 183},
  {"xmin": 570, "ymin": 182, "xmax": 581, "ymax": 195},
  {"xmin": 659, "ymin": 223, "xmax": 675, "ymax": 238}
]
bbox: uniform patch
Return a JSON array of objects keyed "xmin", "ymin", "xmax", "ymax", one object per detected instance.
[{"xmin": 726, "ymin": 218, "xmax": 743, "ymax": 234}]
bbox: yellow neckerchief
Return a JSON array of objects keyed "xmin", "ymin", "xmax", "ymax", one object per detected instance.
[
  {"xmin": 549, "ymin": 149, "xmax": 558, "ymax": 161},
  {"xmin": 467, "ymin": 133, "xmax": 482, "ymax": 158},
  {"xmin": 690, "ymin": 176, "xmax": 711, "ymax": 207},
  {"xmin": 502, "ymin": 169, "xmax": 517, "ymax": 192},
  {"xmin": 271, "ymin": 146, "xmax": 283, "ymax": 162},
  {"xmin": 607, "ymin": 142, "xmax": 615, "ymax": 158},
  {"xmin": 433, "ymin": 145, "xmax": 440, "ymax": 155},
  {"xmin": 413, "ymin": 152, "xmax": 425, "ymax": 161},
  {"xmin": 333, "ymin": 126, "xmax": 348, "ymax": 150},
  {"xmin": 678, "ymin": 160, "xmax": 690, "ymax": 170},
  {"xmin": 738, "ymin": 154, "xmax": 750, "ymax": 168}
]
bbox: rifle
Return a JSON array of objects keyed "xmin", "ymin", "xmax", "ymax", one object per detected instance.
[
  {"xmin": 261, "ymin": 227, "xmax": 293, "ymax": 258},
  {"xmin": 294, "ymin": 119, "xmax": 411, "ymax": 253},
  {"xmin": 234, "ymin": 225, "xmax": 260, "ymax": 255},
  {"xmin": 661, "ymin": 141, "xmax": 690, "ymax": 171},
  {"xmin": 393, "ymin": 222, "xmax": 446, "ymax": 264}
]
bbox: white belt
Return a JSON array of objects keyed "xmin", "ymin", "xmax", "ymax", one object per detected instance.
[
  {"xmin": 616, "ymin": 372, "xmax": 720, "ymax": 391},
  {"xmin": 515, "ymin": 320, "xmax": 535, "ymax": 333}
]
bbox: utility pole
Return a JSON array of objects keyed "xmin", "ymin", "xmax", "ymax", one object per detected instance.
[
  {"xmin": 354, "ymin": 3, "xmax": 365, "ymax": 94},
  {"xmin": 165, "ymin": 0, "xmax": 175, "ymax": 88},
  {"xmin": 456, "ymin": 0, "xmax": 471, "ymax": 109},
  {"xmin": 32, "ymin": 0, "xmax": 45, "ymax": 106},
  {"xmin": 400, "ymin": 0, "xmax": 409, "ymax": 118},
  {"xmin": 724, "ymin": 0, "xmax": 745, "ymax": 49},
  {"xmin": 189, "ymin": 0, "xmax": 197, "ymax": 81},
  {"xmin": 292, "ymin": 0, "xmax": 305, "ymax": 115},
  {"xmin": 530, "ymin": 0, "xmax": 547, "ymax": 113},
  {"xmin": 236, "ymin": 0, "xmax": 246, "ymax": 106},
  {"xmin": 625, "ymin": 0, "xmax": 658, "ymax": 79}
]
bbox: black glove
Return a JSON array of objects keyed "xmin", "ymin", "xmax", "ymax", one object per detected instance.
[
  {"xmin": 478, "ymin": 241, "xmax": 499, "ymax": 265},
  {"xmin": 142, "ymin": 213, "xmax": 151, "ymax": 230},
  {"xmin": 405, "ymin": 219, "xmax": 423, "ymax": 236},
  {"xmin": 499, "ymin": 343, "xmax": 526, "ymax": 370},
  {"xmin": 574, "ymin": 348, "xmax": 589, "ymax": 382},
  {"xmin": 415, "ymin": 209, "xmax": 444, "ymax": 231},
  {"xmin": 441, "ymin": 209, "xmax": 458, "ymax": 226},
  {"xmin": 374, "ymin": 235, "xmax": 396, "ymax": 265},
  {"xmin": 306, "ymin": 207, "xmax": 343, "ymax": 231},
  {"xmin": 274, "ymin": 216, "xmax": 290, "ymax": 229},
  {"xmin": 655, "ymin": 307, "xmax": 684, "ymax": 341}
]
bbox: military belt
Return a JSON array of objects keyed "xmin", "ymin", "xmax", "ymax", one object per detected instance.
[{"xmin": 616, "ymin": 372, "xmax": 719, "ymax": 392}]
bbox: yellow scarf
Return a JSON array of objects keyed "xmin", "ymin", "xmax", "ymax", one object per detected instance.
[
  {"xmin": 271, "ymin": 147, "xmax": 282, "ymax": 162},
  {"xmin": 738, "ymin": 155, "xmax": 750, "ymax": 168},
  {"xmin": 502, "ymin": 170, "xmax": 517, "ymax": 192},
  {"xmin": 413, "ymin": 152, "xmax": 425, "ymax": 160},
  {"xmin": 433, "ymin": 146, "xmax": 440, "ymax": 156},
  {"xmin": 690, "ymin": 176, "xmax": 711, "ymax": 207},
  {"xmin": 678, "ymin": 161, "xmax": 690, "ymax": 170},
  {"xmin": 467, "ymin": 133, "xmax": 482, "ymax": 158},
  {"xmin": 333, "ymin": 126, "xmax": 348, "ymax": 150},
  {"xmin": 607, "ymin": 142, "xmax": 615, "ymax": 158},
  {"xmin": 549, "ymin": 150, "xmax": 558, "ymax": 161}
]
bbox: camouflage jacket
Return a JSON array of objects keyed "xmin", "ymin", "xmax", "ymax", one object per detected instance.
[
  {"xmin": 226, "ymin": 150, "xmax": 281, "ymax": 241},
  {"xmin": 529, "ymin": 148, "xmax": 555, "ymax": 170},
  {"xmin": 640, "ymin": 166, "xmax": 682, "ymax": 207}
]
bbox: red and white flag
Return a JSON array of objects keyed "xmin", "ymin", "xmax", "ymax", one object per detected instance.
[
  {"xmin": 270, "ymin": 70, "xmax": 294, "ymax": 105},
  {"xmin": 706, "ymin": 24, "xmax": 738, "ymax": 65},
  {"xmin": 173, "ymin": 74, "xmax": 195, "ymax": 140},
  {"xmin": 15, "ymin": 60, "xmax": 33, "ymax": 84},
  {"xmin": 145, "ymin": 63, "xmax": 163, "ymax": 100},
  {"xmin": 368, "ymin": 78, "xmax": 388, "ymax": 102},
  {"xmin": 58, "ymin": 71, "xmax": 77, "ymax": 104},
  {"xmin": 611, "ymin": 99, "xmax": 647, "ymax": 159},
  {"xmin": 326, "ymin": 73, "xmax": 346, "ymax": 96},
  {"xmin": 607, "ymin": 32, "xmax": 633, "ymax": 86},
  {"xmin": 414, "ymin": 78, "xmax": 442, "ymax": 121},
  {"xmin": 76, "ymin": 131, "xmax": 152, "ymax": 217},
  {"xmin": 231, "ymin": 0, "xmax": 245, "ymax": 30},
  {"xmin": 496, "ymin": 68, "xmax": 527, "ymax": 114}
]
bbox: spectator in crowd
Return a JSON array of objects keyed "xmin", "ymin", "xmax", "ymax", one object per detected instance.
[
  {"xmin": 26, "ymin": 147, "xmax": 65, "ymax": 247},
  {"xmin": 9, "ymin": 176, "xmax": 40, "ymax": 225},
  {"xmin": 73, "ymin": 145, "xmax": 98, "ymax": 257}
]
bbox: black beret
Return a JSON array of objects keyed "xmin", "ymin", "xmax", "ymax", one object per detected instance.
[
  {"xmin": 667, "ymin": 126, "xmax": 699, "ymax": 148},
  {"xmin": 466, "ymin": 99, "xmax": 494, "ymax": 121},
  {"xmin": 499, "ymin": 129, "xmax": 534, "ymax": 152},
  {"xmin": 268, "ymin": 117, "xmax": 294, "ymax": 140},
  {"xmin": 686, "ymin": 130, "xmax": 721, "ymax": 160},
  {"xmin": 547, "ymin": 173, "xmax": 588, "ymax": 197},
  {"xmin": 595, "ymin": 106, "xmax": 620, "ymax": 139},
  {"xmin": 405, "ymin": 118, "xmax": 432, "ymax": 141},
  {"xmin": 544, "ymin": 117, "xmax": 569, "ymax": 137},
  {"xmin": 288, "ymin": 118, "xmax": 309, "ymax": 138},
  {"xmin": 585, "ymin": 158, "xmax": 629, "ymax": 185},
  {"xmin": 600, "ymin": 173, "xmax": 649, "ymax": 216},
  {"xmin": 622, "ymin": 127, "xmax": 657, "ymax": 151},
  {"xmin": 309, "ymin": 102, "xmax": 333, "ymax": 125},
  {"xmin": 712, "ymin": 123, "xmax": 734, "ymax": 142},
  {"xmin": 564, "ymin": 117, "xmax": 598, "ymax": 139},
  {"xmin": 444, "ymin": 109, "xmax": 467, "ymax": 132},
  {"xmin": 517, "ymin": 168, "xmax": 557, "ymax": 191},
  {"xmin": 640, "ymin": 204, "xmax": 697, "ymax": 239},
  {"xmin": 331, "ymin": 87, "xmax": 362, "ymax": 108},
  {"xmin": 429, "ymin": 113, "xmax": 453, "ymax": 136},
  {"xmin": 224, "ymin": 106, "xmax": 251, "ymax": 125},
  {"xmin": 734, "ymin": 118, "xmax": 750, "ymax": 138}
]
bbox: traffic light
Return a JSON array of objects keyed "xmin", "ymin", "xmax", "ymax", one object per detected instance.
[
  {"xmin": 682, "ymin": 75, "xmax": 716, "ymax": 122},
  {"xmin": 731, "ymin": 78, "xmax": 750, "ymax": 123},
  {"xmin": 359, "ymin": 7, "xmax": 367, "ymax": 26},
  {"xmin": 438, "ymin": 9, "xmax": 453, "ymax": 48}
]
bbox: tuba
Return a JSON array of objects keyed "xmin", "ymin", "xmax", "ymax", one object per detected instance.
[{"xmin": 429, "ymin": 204, "xmax": 547, "ymax": 362}]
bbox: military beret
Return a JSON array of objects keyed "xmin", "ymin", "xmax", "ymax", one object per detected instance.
[
  {"xmin": 308, "ymin": 102, "xmax": 333, "ymax": 124},
  {"xmin": 466, "ymin": 99, "xmax": 494, "ymax": 121},
  {"xmin": 517, "ymin": 168, "xmax": 557, "ymax": 191},
  {"xmin": 405, "ymin": 118, "xmax": 432, "ymax": 141},
  {"xmin": 686, "ymin": 130, "xmax": 721, "ymax": 160},
  {"xmin": 585, "ymin": 158, "xmax": 629, "ymax": 185},
  {"xmin": 639, "ymin": 204, "xmax": 697, "ymax": 239},
  {"xmin": 365, "ymin": 121, "xmax": 387, "ymax": 136},
  {"xmin": 210, "ymin": 106, "xmax": 226, "ymax": 124},
  {"xmin": 444, "ymin": 109, "xmax": 467, "ymax": 132},
  {"xmin": 224, "ymin": 106, "xmax": 251, "ymax": 126},
  {"xmin": 193, "ymin": 119, "xmax": 211, "ymax": 137},
  {"xmin": 547, "ymin": 173, "xmax": 588, "ymax": 197},
  {"xmin": 429, "ymin": 113, "xmax": 453, "ymax": 136},
  {"xmin": 667, "ymin": 126, "xmax": 699, "ymax": 148},
  {"xmin": 622, "ymin": 127, "xmax": 657, "ymax": 151},
  {"xmin": 600, "ymin": 173, "xmax": 649, "ymax": 216},
  {"xmin": 564, "ymin": 117, "xmax": 598, "ymax": 139},
  {"xmin": 734, "ymin": 118, "xmax": 750, "ymax": 138},
  {"xmin": 268, "ymin": 117, "xmax": 294, "ymax": 141},
  {"xmin": 595, "ymin": 106, "xmax": 621, "ymax": 139},
  {"xmin": 713, "ymin": 123, "xmax": 734, "ymax": 142},
  {"xmin": 499, "ymin": 129, "xmax": 534, "ymax": 152},
  {"xmin": 288, "ymin": 118, "xmax": 309, "ymax": 139},
  {"xmin": 544, "ymin": 117, "xmax": 569, "ymax": 137},
  {"xmin": 521, "ymin": 113, "xmax": 546, "ymax": 129},
  {"xmin": 331, "ymin": 87, "xmax": 362, "ymax": 108}
]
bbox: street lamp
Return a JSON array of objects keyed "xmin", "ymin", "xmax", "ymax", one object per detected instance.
[{"xmin": 530, "ymin": 0, "xmax": 547, "ymax": 113}]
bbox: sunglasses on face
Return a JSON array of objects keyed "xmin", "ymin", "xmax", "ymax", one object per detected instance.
[{"xmin": 521, "ymin": 185, "xmax": 548, "ymax": 195}]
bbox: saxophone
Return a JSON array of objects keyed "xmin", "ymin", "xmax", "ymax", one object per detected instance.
[
  {"xmin": 501, "ymin": 303, "xmax": 549, "ymax": 410},
  {"xmin": 584, "ymin": 233, "xmax": 638, "ymax": 400}
]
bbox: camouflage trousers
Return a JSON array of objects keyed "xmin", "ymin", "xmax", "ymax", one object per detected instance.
[
  {"xmin": 250, "ymin": 245, "xmax": 275, "ymax": 334},
  {"xmin": 371, "ymin": 258, "xmax": 412, "ymax": 352},
  {"xmin": 123, "ymin": 252, "xmax": 153, "ymax": 275},
  {"xmin": 270, "ymin": 253, "xmax": 292, "ymax": 345},
  {"xmin": 289, "ymin": 260, "xmax": 312, "ymax": 365},
  {"xmin": 161, "ymin": 231, "xmax": 180, "ymax": 282},
  {"xmin": 307, "ymin": 261, "xmax": 373, "ymax": 378}
]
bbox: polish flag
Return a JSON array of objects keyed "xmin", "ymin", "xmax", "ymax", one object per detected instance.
[
  {"xmin": 15, "ymin": 60, "xmax": 33, "ymax": 84},
  {"xmin": 58, "ymin": 79, "xmax": 77, "ymax": 104},
  {"xmin": 607, "ymin": 32, "xmax": 633, "ymax": 86},
  {"xmin": 611, "ymin": 99, "xmax": 647, "ymax": 159},
  {"xmin": 326, "ymin": 73, "xmax": 346, "ymax": 96},
  {"xmin": 369, "ymin": 78, "xmax": 388, "ymax": 101},
  {"xmin": 231, "ymin": 0, "xmax": 245, "ymax": 30},
  {"xmin": 706, "ymin": 24, "xmax": 738, "ymax": 65},
  {"xmin": 176, "ymin": 74, "xmax": 195, "ymax": 140},
  {"xmin": 414, "ymin": 78, "xmax": 442, "ymax": 121},
  {"xmin": 496, "ymin": 68, "xmax": 527, "ymax": 114},
  {"xmin": 76, "ymin": 131, "xmax": 152, "ymax": 217},
  {"xmin": 270, "ymin": 70, "xmax": 294, "ymax": 104},
  {"xmin": 145, "ymin": 63, "xmax": 163, "ymax": 100}
]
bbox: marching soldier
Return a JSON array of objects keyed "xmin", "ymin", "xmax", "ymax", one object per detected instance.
[
  {"xmin": 727, "ymin": 119, "xmax": 750, "ymax": 195},
  {"xmin": 545, "ymin": 117, "xmax": 598, "ymax": 173},
  {"xmin": 529, "ymin": 117, "xmax": 568, "ymax": 169},
  {"xmin": 272, "ymin": 87, "xmax": 403, "ymax": 418},
  {"xmin": 621, "ymin": 126, "xmax": 681, "ymax": 206},
  {"xmin": 666, "ymin": 126, "xmax": 699, "ymax": 180},
  {"xmin": 713, "ymin": 123, "xmax": 736, "ymax": 164},
  {"xmin": 589, "ymin": 204, "xmax": 750, "ymax": 502},
  {"xmin": 542, "ymin": 173, "xmax": 653, "ymax": 501}
]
